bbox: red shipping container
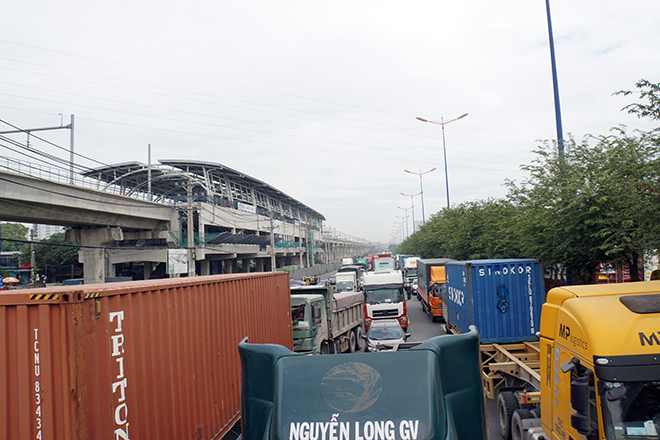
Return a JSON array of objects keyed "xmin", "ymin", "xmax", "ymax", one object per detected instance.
[{"xmin": 0, "ymin": 273, "xmax": 292, "ymax": 440}]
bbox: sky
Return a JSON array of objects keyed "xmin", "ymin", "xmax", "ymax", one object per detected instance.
[{"xmin": 1, "ymin": 1, "xmax": 659, "ymax": 244}]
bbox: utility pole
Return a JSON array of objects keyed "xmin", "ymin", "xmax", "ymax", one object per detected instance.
[
  {"xmin": 30, "ymin": 225, "xmax": 36, "ymax": 283},
  {"xmin": 187, "ymin": 181, "xmax": 196, "ymax": 277},
  {"xmin": 269, "ymin": 211, "xmax": 276, "ymax": 271},
  {"xmin": 0, "ymin": 115, "xmax": 75, "ymax": 183},
  {"xmin": 69, "ymin": 115, "xmax": 75, "ymax": 184}
]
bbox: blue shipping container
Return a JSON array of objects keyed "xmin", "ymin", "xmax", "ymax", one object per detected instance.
[{"xmin": 444, "ymin": 259, "xmax": 545, "ymax": 343}]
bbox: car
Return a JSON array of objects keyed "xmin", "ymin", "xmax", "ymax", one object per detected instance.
[
  {"xmin": 362, "ymin": 319, "xmax": 410, "ymax": 352},
  {"xmin": 411, "ymin": 279, "xmax": 419, "ymax": 300}
]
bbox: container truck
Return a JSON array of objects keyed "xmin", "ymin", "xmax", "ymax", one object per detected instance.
[
  {"xmin": 291, "ymin": 284, "xmax": 364, "ymax": 354},
  {"xmin": 362, "ymin": 270, "xmax": 408, "ymax": 330},
  {"xmin": 239, "ymin": 327, "xmax": 488, "ymax": 440},
  {"xmin": 0, "ymin": 273, "xmax": 293, "ymax": 440},
  {"xmin": 446, "ymin": 260, "xmax": 660, "ymax": 440},
  {"xmin": 417, "ymin": 258, "xmax": 453, "ymax": 322}
]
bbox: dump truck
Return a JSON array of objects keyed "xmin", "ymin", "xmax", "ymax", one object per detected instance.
[
  {"xmin": 239, "ymin": 327, "xmax": 488, "ymax": 440},
  {"xmin": 447, "ymin": 260, "xmax": 660, "ymax": 440},
  {"xmin": 363, "ymin": 270, "xmax": 407, "ymax": 330},
  {"xmin": 291, "ymin": 284, "xmax": 364, "ymax": 354},
  {"xmin": 417, "ymin": 258, "xmax": 453, "ymax": 322}
]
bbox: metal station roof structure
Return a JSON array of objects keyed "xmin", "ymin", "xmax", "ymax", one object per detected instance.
[{"xmin": 83, "ymin": 160, "xmax": 325, "ymax": 224}]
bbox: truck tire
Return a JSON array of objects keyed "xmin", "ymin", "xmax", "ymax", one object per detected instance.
[
  {"xmin": 354, "ymin": 327, "xmax": 363, "ymax": 351},
  {"xmin": 348, "ymin": 330, "xmax": 357, "ymax": 353},
  {"xmin": 497, "ymin": 391, "xmax": 518, "ymax": 440},
  {"xmin": 511, "ymin": 409, "xmax": 533, "ymax": 440}
]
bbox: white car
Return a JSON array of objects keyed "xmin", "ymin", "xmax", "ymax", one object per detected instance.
[
  {"xmin": 411, "ymin": 279, "xmax": 419, "ymax": 299},
  {"xmin": 363, "ymin": 319, "xmax": 410, "ymax": 352}
]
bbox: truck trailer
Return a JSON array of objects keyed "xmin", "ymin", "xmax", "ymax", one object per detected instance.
[
  {"xmin": 291, "ymin": 284, "xmax": 364, "ymax": 354},
  {"xmin": 447, "ymin": 260, "xmax": 660, "ymax": 440},
  {"xmin": 0, "ymin": 273, "xmax": 293, "ymax": 440}
]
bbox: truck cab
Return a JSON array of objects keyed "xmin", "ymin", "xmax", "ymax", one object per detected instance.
[
  {"xmin": 290, "ymin": 294, "xmax": 327, "ymax": 354},
  {"xmin": 362, "ymin": 270, "xmax": 407, "ymax": 330},
  {"xmin": 536, "ymin": 282, "xmax": 660, "ymax": 440}
]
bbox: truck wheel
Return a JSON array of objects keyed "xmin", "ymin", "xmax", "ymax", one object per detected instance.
[
  {"xmin": 511, "ymin": 409, "xmax": 532, "ymax": 440},
  {"xmin": 497, "ymin": 391, "xmax": 518, "ymax": 440},
  {"xmin": 354, "ymin": 327, "xmax": 363, "ymax": 351},
  {"xmin": 432, "ymin": 315, "xmax": 438, "ymax": 322},
  {"xmin": 348, "ymin": 330, "xmax": 357, "ymax": 353}
]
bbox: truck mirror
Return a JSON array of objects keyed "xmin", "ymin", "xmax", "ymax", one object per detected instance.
[
  {"xmin": 569, "ymin": 376, "xmax": 591, "ymax": 436},
  {"xmin": 570, "ymin": 412, "xmax": 591, "ymax": 436},
  {"xmin": 570, "ymin": 377, "xmax": 590, "ymax": 413},
  {"xmin": 606, "ymin": 386, "xmax": 626, "ymax": 402}
]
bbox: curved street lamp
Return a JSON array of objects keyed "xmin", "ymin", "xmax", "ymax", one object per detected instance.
[
  {"xmin": 416, "ymin": 113, "xmax": 468, "ymax": 208},
  {"xmin": 404, "ymin": 168, "xmax": 436, "ymax": 225}
]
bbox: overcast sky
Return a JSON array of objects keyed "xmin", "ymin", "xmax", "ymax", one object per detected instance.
[{"xmin": 1, "ymin": 1, "xmax": 659, "ymax": 244}]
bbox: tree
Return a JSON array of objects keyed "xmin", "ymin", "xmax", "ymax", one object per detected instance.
[
  {"xmin": 506, "ymin": 130, "xmax": 660, "ymax": 283},
  {"xmin": 0, "ymin": 222, "xmax": 29, "ymax": 252},
  {"xmin": 616, "ymin": 79, "xmax": 660, "ymax": 121},
  {"xmin": 24, "ymin": 233, "xmax": 80, "ymax": 277}
]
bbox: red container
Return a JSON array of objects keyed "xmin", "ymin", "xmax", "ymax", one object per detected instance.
[{"xmin": 0, "ymin": 273, "xmax": 292, "ymax": 440}]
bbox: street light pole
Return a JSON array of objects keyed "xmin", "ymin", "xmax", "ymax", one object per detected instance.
[
  {"xmin": 400, "ymin": 191, "xmax": 421, "ymax": 233},
  {"xmin": 544, "ymin": 0, "xmax": 565, "ymax": 162},
  {"xmin": 416, "ymin": 113, "xmax": 468, "ymax": 209},
  {"xmin": 397, "ymin": 206, "xmax": 413, "ymax": 237},
  {"xmin": 404, "ymin": 169, "xmax": 436, "ymax": 225}
]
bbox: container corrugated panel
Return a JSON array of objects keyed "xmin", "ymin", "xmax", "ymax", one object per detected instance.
[
  {"xmin": 0, "ymin": 272, "xmax": 292, "ymax": 440},
  {"xmin": 445, "ymin": 259, "xmax": 545, "ymax": 343}
]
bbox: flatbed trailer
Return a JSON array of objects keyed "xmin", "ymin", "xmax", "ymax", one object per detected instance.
[{"xmin": 479, "ymin": 341, "xmax": 541, "ymax": 403}]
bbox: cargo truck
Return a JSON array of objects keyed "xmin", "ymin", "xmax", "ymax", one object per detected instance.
[
  {"xmin": 334, "ymin": 271, "xmax": 358, "ymax": 292},
  {"xmin": 362, "ymin": 270, "xmax": 408, "ymax": 330},
  {"xmin": 402, "ymin": 256, "xmax": 421, "ymax": 298},
  {"xmin": 446, "ymin": 260, "xmax": 660, "ymax": 440},
  {"xmin": 337, "ymin": 264, "xmax": 364, "ymax": 290},
  {"xmin": 417, "ymin": 258, "xmax": 453, "ymax": 322},
  {"xmin": 291, "ymin": 284, "xmax": 364, "ymax": 354}
]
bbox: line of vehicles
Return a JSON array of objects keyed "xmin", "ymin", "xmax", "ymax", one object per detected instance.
[{"xmin": 283, "ymin": 255, "xmax": 660, "ymax": 440}]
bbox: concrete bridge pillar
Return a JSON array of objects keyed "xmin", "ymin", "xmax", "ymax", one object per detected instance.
[
  {"xmin": 199, "ymin": 260, "xmax": 210, "ymax": 276},
  {"xmin": 256, "ymin": 259, "xmax": 264, "ymax": 272},
  {"xmin": 67, "ymin": 227, "xmax": 123, "ymax": 285},
  {"xmin": 144, "ymin": 262, "xmax": 153, "ymax": 279}
]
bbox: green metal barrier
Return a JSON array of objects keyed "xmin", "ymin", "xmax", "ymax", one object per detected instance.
[{"xmin": 239, "ymin": 327, "xmax": 486, "ymax": 440}]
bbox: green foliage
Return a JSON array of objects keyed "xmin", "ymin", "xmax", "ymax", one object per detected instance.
[
  {"xmin": 616, "ymin": 79, "xmax": 660, "ymax": 121},
  {"xmin": 26, "ymin": 233, "xmax": 80, "ymax": 272},
  {"xmin": 396, "ymin": 199, "xmax": 525, "ymax": 260},
  {"xmin": 397, "ymin": 79, "xmax": 660, "ymax": 284},
  {"xmin": 0, "ymin": 222, "xmax": 29, "ymax": 252}
]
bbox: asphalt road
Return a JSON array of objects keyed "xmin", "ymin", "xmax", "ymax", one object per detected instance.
[{"xmin": 404, "ymin": 294, "xmax": 504, "ymax": 440}]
